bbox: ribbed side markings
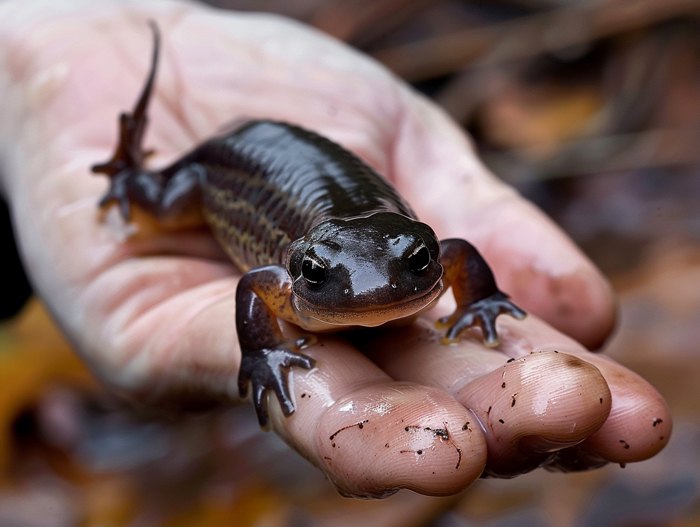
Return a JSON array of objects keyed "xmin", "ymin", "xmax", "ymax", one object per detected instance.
[{"xmin": 202, "ymin": 166, "xmax": 311, "ymax": 271}]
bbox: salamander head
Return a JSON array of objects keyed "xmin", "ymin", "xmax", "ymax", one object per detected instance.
[{"xmin": 287, "ymin": 212, "xmax": 443, "ymax": 327}]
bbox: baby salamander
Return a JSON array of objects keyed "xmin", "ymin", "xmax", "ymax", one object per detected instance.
[{"xmin": 93, "ymin": 25, "xmax": 525, "ymax": 427}]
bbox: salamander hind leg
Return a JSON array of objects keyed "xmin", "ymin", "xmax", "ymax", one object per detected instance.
[
  {"xmin": 92, "ymin": 22, "xmax": 161, "ymax": 221},
  {"xmin": 436, "ymin": 239, "xmax": 526, "ymax": 346},
  {"xmin": 92, "ymin": 22, "xmax": 203, "ymax": 227},
  {"xmin": 236, "ymin": 266, "xmax": 316, "ymax": 428}
]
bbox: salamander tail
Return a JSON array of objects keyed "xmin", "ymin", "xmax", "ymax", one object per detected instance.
[{"xmin": 92, "ymin": 20, "xmax": 160, "ymax": 179}]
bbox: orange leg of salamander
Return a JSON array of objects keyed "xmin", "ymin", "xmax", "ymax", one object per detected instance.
[
  {"xmin": 436, "ymin": 239, "xmax": 526, "ymax": 346},
  {"xmin": 236, "ymin": 266, "xmax": 316, "ymax": 428}
]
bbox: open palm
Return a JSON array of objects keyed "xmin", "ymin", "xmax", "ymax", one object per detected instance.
[{"xmin": 0, "ymin": 0, "xmax": 669, "ymax": 498}]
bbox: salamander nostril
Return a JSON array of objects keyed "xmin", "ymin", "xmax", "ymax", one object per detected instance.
[{"xmin": 407, "ymin": 244, "xmax": 430, "ymax": 274}]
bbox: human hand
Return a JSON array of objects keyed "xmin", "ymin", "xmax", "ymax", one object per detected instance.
[{"xmin": 0, "ymin": 0, "xmax": 670, "ymax": 498}]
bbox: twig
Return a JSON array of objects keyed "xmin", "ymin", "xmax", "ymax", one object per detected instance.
[
  {"xmin": 310, "ymin": 0, "xmax": 434, "ymax": 47},
  {"xmin": 485, "ymin": 127, "xmax": 700, "ymax": 183},
  {"xmin": 372, "ymin": 0, "xmax": 700, "ymax": 82}
]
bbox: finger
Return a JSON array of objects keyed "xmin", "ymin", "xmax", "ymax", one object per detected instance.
[
  {"xmin": 483, "ymin": 315, "xmax": 672, "ymax": 466},
  {"xmin": 270, "ymin": 330, "xmax": 488, "ymax": 498},
  {"xmin": 388, "ymin": 95, "xmax": 617, "ymax": 349},
  {"xmin": 456, "ymin": 351, "xmax": 611, "ymax": 476},
  {"xmin": 365, "ymin": 320, "xmax": 612, "ymax": 477},
  {"xmin": 550, "ymin": 355, "xmax": 672, "ymax": 469}
]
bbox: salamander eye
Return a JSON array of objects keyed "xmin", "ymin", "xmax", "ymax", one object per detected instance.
[
  {"xmin": 302, "ymin": 255, "xmax": 327, "ymax": 287},
  {"xmin": 407, "ymin": 244, "xmax": 430, "ymax": 274}
]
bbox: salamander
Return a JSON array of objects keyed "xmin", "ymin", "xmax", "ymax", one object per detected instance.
[{"xmin": 93, "ymin": 25, "xmax": 525, "ymax": 427}]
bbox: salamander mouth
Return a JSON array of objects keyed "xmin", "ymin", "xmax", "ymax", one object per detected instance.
[{"xmin": 293, "ymin": 280, "xmax": 444, "ymax": 327}]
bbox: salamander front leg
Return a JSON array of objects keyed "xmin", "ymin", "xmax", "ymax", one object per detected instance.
[
  {"xmin": 236, "ymin": 266, "xmax": 316, "ymax": 428},
  {"xmin": 436, "ymin": 239, "xmax": 526, "ymax": 346}
]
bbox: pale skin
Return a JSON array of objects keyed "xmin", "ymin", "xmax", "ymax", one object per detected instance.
[{"xmin": 0, "ymin": 0, "xmax": 670, "ymax": 498}]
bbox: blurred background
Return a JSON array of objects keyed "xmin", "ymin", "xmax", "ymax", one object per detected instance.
[{"xmin": 1, "ymin": 0, "xmax": 700, "ymax": 525}]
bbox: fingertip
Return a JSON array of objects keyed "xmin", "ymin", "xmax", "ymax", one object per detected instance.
[
  {"xmin": 478, "ymin": 315, "xmax": 672, "ymax": 468},
  {"xmin": 265, "ymin": 336, "xmax": 487, "ymax": 498},
  {"xmin": 314, "ymin": 383, "xmax": 487, "ymax": 498},
  {"xmin": 456, "ymin": 351, "xmax": 611, "ymax": 477},
  {"xmin": 579, "ymin": 360, "xmax": 672, "ymax": 464}
]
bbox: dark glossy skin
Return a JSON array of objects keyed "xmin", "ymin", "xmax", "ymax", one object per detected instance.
[{"xmin": 93, "ymin": 25, "xmax": 526, "ymax": 427}]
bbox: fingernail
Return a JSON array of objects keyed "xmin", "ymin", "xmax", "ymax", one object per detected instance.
[{"xmin": 519, "ymin": 435, "xmax": 585, "ymax": 455}]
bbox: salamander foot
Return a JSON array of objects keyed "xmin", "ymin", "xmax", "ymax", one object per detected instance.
[
  {"xmin": 92, "ymin": 22, "xmax": 160, "ymax": 221},
  {"xmin": 436, "ymin": 291, "xmax": 526, "ymax": 346},
  {"xmin": 238, "ymin": 338, "xmax": 315, "ymax": 428},
  {"xmin": 97, "ymin": 169, "xmax": 135, "ymax": 220}
]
